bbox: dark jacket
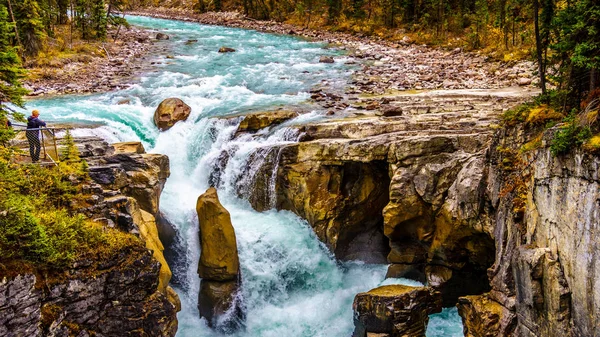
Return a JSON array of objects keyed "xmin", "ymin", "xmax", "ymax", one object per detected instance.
[{"xmin": 27, "ymin": 116, "xmax": 46, "ymax": 129}]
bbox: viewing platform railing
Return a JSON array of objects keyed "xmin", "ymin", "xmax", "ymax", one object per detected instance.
[{"xmin": 10, "ymin": 123, "xmax": 60, "ymax": 165}]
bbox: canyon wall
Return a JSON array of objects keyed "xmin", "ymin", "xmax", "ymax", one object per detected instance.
[{"xmin": 459, "ymin": 127, "xmax": 600, "ymax": 337}]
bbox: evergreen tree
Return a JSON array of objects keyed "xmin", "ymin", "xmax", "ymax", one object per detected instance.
[
  {"xmin": 0, "ymin": 4, "xmax": 27, "ymax": 145},
  {"xmin": 13, "ymin": 0, "xmax": 46, "ymax": 57}
]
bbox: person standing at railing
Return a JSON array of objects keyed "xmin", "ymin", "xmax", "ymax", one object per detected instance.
[{"xmin": 26, "ymin": 110, "xmax": 46, "ymax": 162}]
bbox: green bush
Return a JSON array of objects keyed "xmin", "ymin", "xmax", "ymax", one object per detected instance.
[
  {"xmin": 550, "ymin": 114, "xmax": 592, "ymax": 156},
  {"xmin": 0, "ymin": 146, "xmax": 134, "ymax": 268}
]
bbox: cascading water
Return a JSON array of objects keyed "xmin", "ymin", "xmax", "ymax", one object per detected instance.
[{"xmin": 24, "ymin": 15, "xmax": 463, "ymax": 336}]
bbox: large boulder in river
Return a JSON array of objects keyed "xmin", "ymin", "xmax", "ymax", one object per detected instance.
[
  {"xmin": 196, "ymin": 187, "xmax": 240, "ymax": 281},
  {"xmin": 319, "ymin": 56, "xmax": 335, "ymax": 63},
  {"xmin": 156, "ymin": 32, "xmax": 169, "ymax": 40},
  {"xmin": 154, "ymin": 98, "xmax": 191, "ymax": 131},
  {"xmin": 352, "ymin": 285, "xmax": 442, "ymax": 337}
]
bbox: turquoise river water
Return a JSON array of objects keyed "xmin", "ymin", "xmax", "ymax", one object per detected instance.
[{"xmin": 23, "ymin": 15, "xmax": 463, "ymax": 337}]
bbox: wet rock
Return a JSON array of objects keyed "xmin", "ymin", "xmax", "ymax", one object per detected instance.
[
  {"xmin": 198, "ymin": 280, "xmax": 244, "ymax": 332},
  {"xmin": 153, "ymin": 97, "xmax": 192, "ymax": 131},
  {"xmin": 237, "ymin": 110, "xmax": 299, "ymax": 133},
  {"xmin": 319, "ymin": 56, "xmax": 335, "ymax": 63},
  {"xmin": 186, "ymin": 39, "xmax": 198, "ymax": 45},
  {"xmin": 352, "ymin": 285, "xmax": 442, "ymax": 337},
  {"xmin": 156, "ymin": 32, "xmax": 170, "ymax": 40},
  {"xmin": 218, "ymin": 46, "xmax": 236, "ymax": 53},
  {"xmin": 196, "ymin": 187, "xmax": 240, "ymax": 281},
  {"xmin": 0, "ymin": 247, "xmax": 178, "ymax": 337}
]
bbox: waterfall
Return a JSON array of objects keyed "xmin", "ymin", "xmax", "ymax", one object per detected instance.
[{"xmin": 24, "ymin": 15, "xmax": 463, "ymax": 337}]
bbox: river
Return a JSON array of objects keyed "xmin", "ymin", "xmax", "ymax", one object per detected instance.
[{"xmin": 24, "ymin": 15, "xmax": 463, "ymax": 337}]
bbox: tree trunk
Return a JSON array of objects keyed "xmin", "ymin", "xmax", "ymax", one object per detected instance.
[
  {"xmin": 533, "ymin": 0, "xmax": 547, "ymax": 94},
  {"xmin": 6, "ymin": 0, "xmax": 22, "ymax": 50}
]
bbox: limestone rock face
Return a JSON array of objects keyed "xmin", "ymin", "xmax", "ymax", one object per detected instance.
[
  {"xmin": 75, "ymin": 137, "xmax": 180, "ymax": 319},
  {"xmin": 352, "ymin": 285, "xmax": 443, "ymax": 337},
  {"xmin": 237, "ymin": 110, "xmax": 299, "ymax": 133},
  {"xmin": 196, "ymin": 187, "xmax": 244, "ymax": 331},
  {"xmin": 154, "ymin": 98, "xmax": 191, "ymax": 131},
  {"xmin": 196, "ymin": 187, "xmax": 240, "ymax": 281}
]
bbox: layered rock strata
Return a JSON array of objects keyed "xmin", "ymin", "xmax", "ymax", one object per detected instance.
[
  {"xmin": 352, "ymin": 285, "xmax": 443, "ymax": 337},
  {"xmin": 0, "ymin": 139, "xmax": 179, "ymax": 336},
  {"xmin": 196, "ymin": 187, "xmax": 244, "ymax": 332}
]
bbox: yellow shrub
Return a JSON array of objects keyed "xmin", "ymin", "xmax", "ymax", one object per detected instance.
[
  {"xmin": 583, "ymin": 135, "xmax": 600, "ymax": 153},
  {"xmin": 525, "ymin": 104, "xmax": 564, "ymax": 126}
]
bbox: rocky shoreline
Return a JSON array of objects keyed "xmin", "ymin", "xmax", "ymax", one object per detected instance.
[
  {"xmin": 24, "ymin": 26, "xmax": 159, "ymax": 97},
  {"xmin": 25, "ymin": 8, "xmax": 538, "ymax": 101},
  {"xmin": 128, "ymin": 8, "xmax": 537, "ymax": 98}
]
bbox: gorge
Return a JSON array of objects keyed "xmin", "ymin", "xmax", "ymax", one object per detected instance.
[{"xmin": 4, "ymin": 13, "xmax": 597, "ymax": 337}]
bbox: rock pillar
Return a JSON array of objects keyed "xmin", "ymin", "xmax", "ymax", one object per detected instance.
[{"xmin": 196, "ymin": 187, "xmax": 244, "ymax": 332}]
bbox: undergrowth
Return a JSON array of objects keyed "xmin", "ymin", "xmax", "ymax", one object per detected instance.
[
  {"xmin": 0, "ymin": 132, "xmax": 135, "ymax": 268},
  {"xmin": 502, "ymin": 90, "xmax": 599, "ymax": 156}
]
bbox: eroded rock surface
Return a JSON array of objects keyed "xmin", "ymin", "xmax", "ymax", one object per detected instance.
[
  {"xmin": 352, "ymin": 285, "xmax": 442, "ymax": 337},
  {"xmin": 0, "ymin": 247, "xmax": 178, "ymax": 337},
  {"xmin": 236, "ymin": 110, "xmax": 299, "ymax": 134}
]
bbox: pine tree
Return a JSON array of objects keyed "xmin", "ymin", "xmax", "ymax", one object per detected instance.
[
  {"xmin": 14, "ymin": 0, "xmax": 46, "ymax": 57},
  {"xmin": 0, "ymin": 4, "xmax": 27, "ymax": 145}
]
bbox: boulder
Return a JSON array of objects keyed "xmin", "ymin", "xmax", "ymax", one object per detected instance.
[
  {"xmin": 153, "ymin": 98, "xmax": 191, "ymax": 131},
  {"xmin": 517, "ymin": 77, "xmax": 532, "ymax": 86},
  {"xmin": 237, "ymin": 110, "xmax": 299, "ymax": 133},
  {"xmin": 218, "ymin": 46, "xmax": 236, "ymax": 53},
  {"xmin": 196, "ymin": 187, "xmax": 240, "ymax": 281},
  {"xmin": 156, "ymin": 33, "xmax": 169, "ymax": 40},
  {"xmin": 352, "ymin": 285, "xmax": 443, "ymax": 337},
  {"xmin": 319, "ymin": 56, "xmax": 335, "ymax": 63}
]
